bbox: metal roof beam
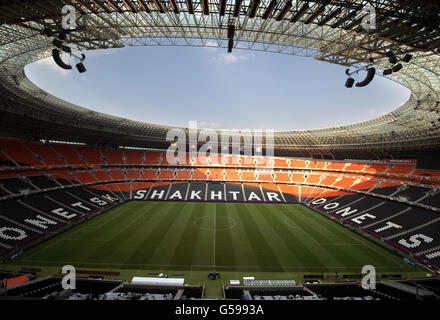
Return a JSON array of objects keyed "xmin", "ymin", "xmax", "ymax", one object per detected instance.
[
  {"xmin": 105, "ymin": 0, "xmax": 123, "ymax": 12},
  {"xmin": 290, "ymin": 2, "xmax": 309, "ymax": 23}
]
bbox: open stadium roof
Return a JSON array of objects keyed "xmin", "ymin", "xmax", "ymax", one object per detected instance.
[{"xmin": 0, "ymin": 0, "xmax": 439, "ymax": 159}]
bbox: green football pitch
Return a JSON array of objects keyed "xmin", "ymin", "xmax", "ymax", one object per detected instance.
[{"xmin": 10, "ymin": 201, "xmax": 419, "ymax": 275}]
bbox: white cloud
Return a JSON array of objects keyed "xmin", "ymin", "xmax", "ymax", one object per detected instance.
[
  {"xmin": 203, "ymin": 40, "xmax": 220, "ymax": 49},
  {"xmin": 84, "ymin": 48, "xmax": 121, "ymax": 58},
  {"xmin": 222, "ymin": 55, "xmax": 238, "ymax": 64},
  {"xmin": 199, "ymin": 121, "xmax": 224, "ymax": 129},
  {"xmin": 212, "ymin": 53, "xmax": 252, "ymax": 65}
]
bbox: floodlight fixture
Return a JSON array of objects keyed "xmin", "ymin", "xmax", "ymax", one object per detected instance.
[
  {"xmin": 52, "ymin": 49, "xmax": 72, "ymax": 70},
  {"xmin": 402, "ymin": 54, "xmax": 413, "ymax": 63},
  {"xmin": 59, "ymin": 31, "xmax": 67, "ymax": 40},
  {"xmin": 44, "ymin": 27, "xmax": 54, "ymax": 37},
  {"xmin": 76, "ymin": 62, "xmax": 86, "ymax": 73},
  {"xmin": 52, "ymin": 39, "xmax": 63, "ymax": 49},
  {"xmin": 385, "ymin": 50, "xmax": 395, "ymax": 58},
  {"xmin": 392, "ymin": 63, "xmax": 403, "ymax": 72},
  {"xmin": 345, "ymin": 77, "xmax": 355, "ymax": 88},
  {"xmin": 355, "ymin": 67, "xmax": 376, "ymax": 87},
  {"xmin": 389, "ymin": 55, "xmax": 398, "ymax": 64}
]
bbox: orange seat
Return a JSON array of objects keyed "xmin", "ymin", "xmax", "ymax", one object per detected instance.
[
  {"xmin": 26, "ymin": 143, "xmax": 65, "ymax": 166},
  {"xmin": 272, "ymin": 158, "xmax": 288, "ymax": 168},
  {"xmin": 158, "ymin": 170, "xmax": 175, "ymax": 180},
  {"xmin": 344, "ymin": 162, "xmax": 367, "ymax": 172},
  {"xmin": 126, "ymin": 170, "xmax": 141, "ymax": 180},
  {"xmin": 144, "ymin": 152, "xmax": 162, "ymax": 165},
  {"xmin": 52, "ymin": 144, "xmax": 86, "ymax": 166},
  {"xmin": 241, "ymin": 171, "xmax": 257, "ymax": 181},
  {"xmin": 140, "ymin": 169, "xmax": 158, "ymax": 180},
  {"xmin": 101, "ymin": 149, "xmax": 123, "ymax": 165},
  {"xmin": 224, "ymin": 169, "xmax": 240, "ymax": 181},
  {"xmin": 175, "ymin": 170, "xmax": 191, "ymax": 180},
  {"xmin": 94, "ymin": 170, "xmax": 112, "ymax": 182},
  {"xmin": 387, "ymin": 164, "xmax": 415, "ymax": 175},
  {"xmin": 363, "ymin": 163, "xmax": 389, "ymax": 174},
  {"xmin": 75, "ymin": 146, "xmax": 104, "ymax": 165},
  {"xmin": 110, "ymin": 170, "xmax": 125, "ymax": 180},
  {"xmin": 0, "ymin": 141, "xmax": 43, "ymax": 167},
  {"xmin": 192, "ymin": 169, "xmax": 208, "ymax": 180},
  {"xmin": 124, "ymin": 150, "xmax": 145, "ymax": 165},
  {"xmin": 74, "ymin": 171, "xmax": 97, "ymax": 184},
  {"xmin": 326, "ymin": 162, "xmax": 346, "ymax": 170},
  {"xmin": 209, "ymin": 168, "xmax": 224, "ymax": 180},
  {"xmin": 274, "ymin": 172, "xmax": 291, "ymax": 183}
]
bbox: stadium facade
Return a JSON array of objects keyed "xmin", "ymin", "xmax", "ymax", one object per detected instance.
[{"xmin": 0, "ymin": 0, "xmax": 439, "ymax": 159}]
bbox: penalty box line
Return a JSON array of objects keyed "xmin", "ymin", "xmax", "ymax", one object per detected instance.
[{"xmin": 64, "ymin": 211, "xmax": 149, "ymax": 242}]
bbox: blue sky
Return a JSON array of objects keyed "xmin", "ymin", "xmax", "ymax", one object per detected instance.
[{"xmin": 25, "ymin": 45, "xmax": 410, "ymax": 131}]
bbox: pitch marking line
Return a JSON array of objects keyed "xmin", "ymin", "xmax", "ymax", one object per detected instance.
[
  {"xmin": 283, "ymin": 217, "xmax": 359, "ymax": 247},
  {"xmin": 20, "ymin": 259, "xmax": 407, "ymax": 270},
  {"xmin": 311, "ymin": 209, "xmax": 405, "ymax": 267},
  {"xmin": 193, "ymin": 216, "xmax": 237, "ymax": 231},
  {"xmin": 85, "ymin": 210, "xmax": 124, "ymax": 230},
  {"xmin": 213, "ymin": 203, "xmax": 216, "ymax": 269},
  {"xmin": 64, "ymin": 212, "xmax": 148, "ymax": 242},
  {"xmin": 62, "ymin": 207, "xmax": 126, "ymax": 238},
  {"xmin": 108, "ymin": 214, "xmax": 147, "ymax": 241}
]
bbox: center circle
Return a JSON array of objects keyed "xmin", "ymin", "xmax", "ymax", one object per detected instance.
[{"xmin": 193, "ymin": 215, "xmax": 237, "ymax": 231}]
